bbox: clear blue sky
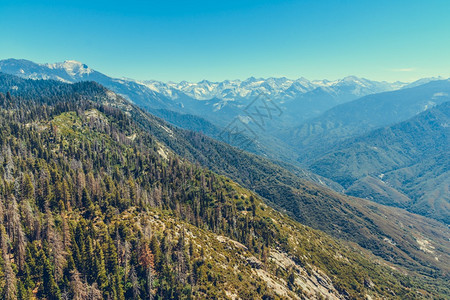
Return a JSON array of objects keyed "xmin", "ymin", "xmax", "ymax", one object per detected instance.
[{"xmin": 0, "ymin": 0, "xmax": 449, "ymax": 82}]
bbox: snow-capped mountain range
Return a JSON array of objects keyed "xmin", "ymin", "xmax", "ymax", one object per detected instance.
[
  {"xmin": 1, "ymin": 58, "xmax": 410, "ymax": 102},
  {"xmin": 143, "ymin": 75, "xmax": 407, "ymax": 102},
  {"xmin": 0, "ymin": 58, "xmax": 446, "ymax": 129},
  {"xmin": 1, "ymin": 59, "xmax": 94, "ymax": 83}
]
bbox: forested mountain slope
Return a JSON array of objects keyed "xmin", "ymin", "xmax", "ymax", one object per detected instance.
[
  {"xmin": 1, "ymin": 73, "xmax": 449, "ymax": 296},
  {"xmin": 288, "ymin": 80, "xmax": 450, "ymax": 162},
  {"xmin": 0, "ymin": 59, "xmax": 407, "ymax": 165},
  {"xmin": 308, "ymin": 101, "xmax": 450, "ymax": 223},
  {"xmin": 127, "ymin": 95, "xmax": 450, "ymax": 279},
  {"xmin": 1, "ymin": 75, "xmax": 447, "ymax": 298}
]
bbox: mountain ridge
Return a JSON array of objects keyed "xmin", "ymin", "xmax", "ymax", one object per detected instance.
[
  {"xmin": 2, "ymin": 72, "xmax": 448, "ymax": 298},
  {"xmin": 0, "ymin": 58, "xmax": 431, "ymax": 164},
  {"xmin": 1, "ymin": 67, "xmax": 449, "ymax": 279},
  {"xmin": 288, "ymin": 79, "xmax": 450, "ymax": 163},
  {"xmin": 1, "ymin": 72, "xmax": 449, "ymax": 283},
  {"xmin": 308, "ymin": 101, "xmax": 450, "ymax": 223},
  {"xmin": 0, "ymin": 58, "xmax": 414, "ymax": 127}
]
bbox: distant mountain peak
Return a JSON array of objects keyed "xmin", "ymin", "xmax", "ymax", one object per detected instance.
[
  {"xmin": 405, "ymin": 76, "xmax": 448, "ymax": 89},
  {"xmin": 0, "ymin": 58, "xmax": 98, "ymax": 83},
  {"xmin": 0, "ymin": 58, "xmax": 446, "ymax": 122},
  {"xmin": 45, "ymin": 60, "xmax": 93, "ymax": 76}
]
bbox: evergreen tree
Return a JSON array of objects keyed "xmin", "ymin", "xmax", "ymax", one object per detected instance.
[{"xmin": 41, "ymin": 252, "xmax": 61, "ymax": 300}]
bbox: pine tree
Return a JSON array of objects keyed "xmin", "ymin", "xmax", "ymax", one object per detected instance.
[
  {"xmin": 129, "ymin": 265, "xmax": 141, "ymax": 299},
  {"xmin": 104, "ymin": 234, "xmax": 118, "ymax": 274},
  {"xmin": 1, "ymin": 224, "xmax": 17, "ymax": 300},
  {"xmin": 41, "ymin": 252, "xmax": 61, "ymax": 300},
  {"xmin": 69, "ymin": 269, "xmax": 86, "ymax": 300},
  {"xmin": 21, "ymin": 173, "xmax": 34, "ymax": 201},
  {"xmin": 139, "ymin": 241, "xmax": 156, "ymax": 299},
  {"xmin": 94, "ymin": 244, "xmax": 108, "ymax": 292}
]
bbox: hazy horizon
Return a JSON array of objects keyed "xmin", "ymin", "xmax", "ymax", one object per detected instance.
[{"xmin": 2, "ymin": 57, "xmax": 448, "ymax": 85}]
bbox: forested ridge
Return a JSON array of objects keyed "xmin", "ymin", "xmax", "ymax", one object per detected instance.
[
  {"xmin": 127, "ymin": 93, "xmax": 450, "ymax": 279},
  {"xmin": 308, "ymin": 101, "xmax": 450, "ymax": 223},
  {"xmin": 2, "ymin": 73, "xmax": 449, "ymax": 280},
  {"xmin": 0, "ymin": 74, "xmax": 448, "ymax": 299}
]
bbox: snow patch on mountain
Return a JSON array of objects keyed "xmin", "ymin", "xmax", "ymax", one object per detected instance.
[
  {"xmin": 45, "ymin": 60, "xmax": 93, "ymax": 77},
  {"xmin": 140, "ymin": 75, "xmax": 408, "ymax": 102}
]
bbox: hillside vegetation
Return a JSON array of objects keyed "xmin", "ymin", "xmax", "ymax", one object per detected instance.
[
  {"xmin": 127, "ymin": 96, "xmax": 450, "ymax": 279},
  {"xmin": 309, "ymin": 102, "xmax": 450, "ymax": 223},
  {"xmin": 0, "ymin": 74, "xmax": 448, "ymax": 299},
  {"xmin": 288, "ymin": 80, "xmax": 450, "ymax": 163}
]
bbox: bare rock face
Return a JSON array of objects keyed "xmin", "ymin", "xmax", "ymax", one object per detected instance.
[
  {"xmin": 364, "ymin": 278, "xmax": 375, "ymax": 289},
  {"xmin": 246, "ymin": 256, "xmax": 262, "ymax": 269}
]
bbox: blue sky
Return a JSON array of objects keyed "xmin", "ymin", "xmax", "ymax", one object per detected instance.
[{"xmin": 0, "ymin": 0, "xmax": 449, "ymax": 82}]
